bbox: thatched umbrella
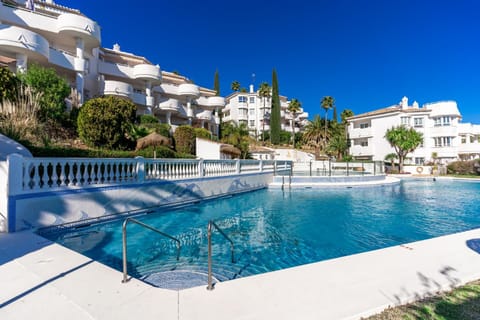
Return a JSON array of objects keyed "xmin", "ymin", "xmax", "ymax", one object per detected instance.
[
  {"xmin": 136, "ymin": 132, "xmax": 171, "ymax": 151},
  {"xmin": 220, "ymin": 144, "xmax": 241, "ymax": 158}
]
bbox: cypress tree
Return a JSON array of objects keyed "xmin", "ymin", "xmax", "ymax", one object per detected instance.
[
  {"xmin": 270, "ymin": 69, "xmax": 281, "ymax": 144},
  {"xmin": 213, "ymin": 70, "xmax": 220, "ymax": 96}
]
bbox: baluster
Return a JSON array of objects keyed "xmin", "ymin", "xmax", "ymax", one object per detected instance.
[
  {"xmin": 31, "ymin": 162, "xmax": 40, "ymax": 189},
  {"xmin": 68, "ymin": 161, "xmax": 75, "ymax": 186}
]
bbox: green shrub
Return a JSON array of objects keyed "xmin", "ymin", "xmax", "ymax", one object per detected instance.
[
  {"xmin": 447, "ymin": 160, "xmax": 480, "ymax": 175},
  {"xmin": 18, "ymin": 64, "xmax": 70, "ymax": 123},
  {"xmin": 77, "ymin": 96, "xmax": 136, "ymax": 150},
  {"xmin": 140, "ymin": 123, "xmax": 171, "ymax": 137},
  {"xmin": 136, "ymin": 146, "xmax": 175, "ymax": 158},
  {"xmin": 194, "ymin": 127, "xmax": 211, "ymax": 140},
  {"xmin": 0, "ymin": 67, "xmax": 19, "ymax": 103},
  {"xmin": 138, "ymin": 114, "xmax": 159, "ymax": 124},
  {"xmin": 173, "ymin": 125, "xmax": 196, "ymax": 155}
]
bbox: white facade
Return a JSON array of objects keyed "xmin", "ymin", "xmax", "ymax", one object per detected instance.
[
  {"xmin": 347, "ymin": 96, "xmax": 480, "ymax": 164},
  {"xmin": 0, "ymin": 0, "xmax": 224, "ymax": 136},
  {"xmin": 223, "ymin": 84, "xmax": 309, "ymax": 139}
]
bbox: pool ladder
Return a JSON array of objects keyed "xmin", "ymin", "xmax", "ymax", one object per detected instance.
[
  {"xmin": 121, "ymin": 217, "xmax": 181, "ymax": 283},
  {"xmin": 207, "ymin": 220, "xmax": 235, "ymax": 290}
]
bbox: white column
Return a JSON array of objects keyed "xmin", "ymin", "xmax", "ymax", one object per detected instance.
[
  {"xmin": 16, "ymin": 53, "xmax": 27, "ymax": 73},
  {"xmin": 187, "ymin": 99, "xmax": 193, "ymax": 125},
  {"xmin": 75, "ymin": 37, "xmax": 85, "ymax": 104},
  {"xmin": 166, "ymin": 111, "xmax": 172, "ymax": 125}
]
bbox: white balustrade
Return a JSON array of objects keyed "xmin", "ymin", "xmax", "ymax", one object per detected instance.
[{"xmin": 6, "ymin": 155, "xmax": 291, "ymax": 196}]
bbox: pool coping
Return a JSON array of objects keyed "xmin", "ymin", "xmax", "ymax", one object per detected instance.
[{"xmin": 2, "ymin": 226, "xmax": 480, "ymax": 319}]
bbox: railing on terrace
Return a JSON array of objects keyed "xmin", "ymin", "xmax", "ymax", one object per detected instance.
[
  {"xmin": 4, "ymin": 154, "xmax": 291, "ymax": 195},
  {"xmin": 288, "ymin": 160, "xmax": 384, "ymax": 177}
]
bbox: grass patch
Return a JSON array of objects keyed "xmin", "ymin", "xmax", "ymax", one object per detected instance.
[{"xmin": 364, "ymin": 280, "xmax": 480, "ymax": 319}]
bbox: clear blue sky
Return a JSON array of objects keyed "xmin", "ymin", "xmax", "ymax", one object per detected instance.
[{"xmin": 65, "ymin": 0, "xmax": 480, "ymax": 123}]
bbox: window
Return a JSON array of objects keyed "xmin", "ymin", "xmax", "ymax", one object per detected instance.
[
  {"xmin": 249, "ymin": 109, "xmax": 255, "ymax": 116},
  {"xmin": 249, "ymin": 97, "xmax": 255, "ymax": 103},
  {"xmin": 442, "ymin": 116, "xmax": 450, "ymax": 126},
  {"xmin": 413, "ymin": 117, "xmax": 423, "ymax": 128},
  {"xmin": 415, "ymin": 157, "xmax": 425, "ymax": 165},
  {"xmin": 361, "ymin": 141, "xmax": 368, "ymax": 147},
  {"xmin": 434, "ymin": 137, "xmax": 452, "ymax": 147},
  {"xmin": 470, "ymin": 136, "xmax": 475, "ymax": 143},
  {"xmin": 434, "ymin": 117, "xmax": 442, "ymax": 126},
  {"xmin": 240, "ymin": 109, "xmax": 248, "ymax": 117},
  {"xmin": 249, "ymin": 120, "xmax": 255, "ymax": 127},
  {"xmin": 238, "ymin": 96, "xmax": 247, "ymax": 103},
  {"xmin": 461, "ymin": 136, "xmax": 466, "ymax": 144},
  {"xmin": 359, "ymin": 123, "xmax": 369, "ymax": 129},
  {"xmin": 401, "ymin": 117, "xmax": 410, "ymax": 126}
]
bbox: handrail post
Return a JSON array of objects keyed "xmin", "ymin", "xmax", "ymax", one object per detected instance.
[
  {"xmin": 122, "ymin": 219, "xmax": 129, "ymax": 283},
  {"xmin": 207, "ymin": 220, "xmax": 235, "ymax": 291},
  {"xmin": 122, "ymin": 218, "xmax": 181, "ymax": 284},
  {"xmin": 207, "ymin": 222, "xmax": 214, "ymax": 290}
]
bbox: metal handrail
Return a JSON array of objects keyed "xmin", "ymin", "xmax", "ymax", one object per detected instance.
[
  {"xmin": 207, "ymin": 220, "xmax": 235, "ymax": 290},
  {"xmin": 121, "ymin": 217, "xmax": 181, "ymax": 283}
]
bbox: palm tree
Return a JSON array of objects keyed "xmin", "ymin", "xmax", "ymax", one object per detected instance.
[
  {"xmin": 230, "ymin": 81, "xmax": 240, "ymax": 92},
  {"xmin": 327, "ymin": 134, "xmax": 348, "ymax": 160},
  {"xmin": 258, "ymin": 82, "xmax": 271, "ymax": 143},
  {"xmin": 384, "ymin": 153, "xmax": 398, "ymax": 172},
  {"xmin": 303, "ymin": 115, "xmax": 325, "ymax": 159},
  {"xmin": 287, "ymin": 98, "xmax": 301, "ymax": 148},
  {"xmin": 321, "ymin": 96, "xmax": 335, "ymax": 148}
]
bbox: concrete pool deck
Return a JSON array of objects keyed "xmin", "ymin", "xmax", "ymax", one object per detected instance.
[{"xmin": 2, "ymin": 228, "xmax": 480, "ymax": 319}]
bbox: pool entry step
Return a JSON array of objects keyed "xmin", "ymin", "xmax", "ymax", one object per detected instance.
[{"xmin": 141, "ymin": 271, "xmax": 219, "ymax": 290}]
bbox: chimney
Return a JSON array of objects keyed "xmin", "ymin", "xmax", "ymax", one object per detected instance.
[
  {"xmin": 249, "ymin": 84, "xmax": 254, "ymax": 93},
  {"xmin": 412, "ymin": 101, "xmax": 419, "ymax": 109},
  {"xmin": 113, "ymin": 43, "xmax": 120, "ymax": 51},
  {"xmin": 400, "ymin": 96, "xmax": 408, "ymax": 109}
]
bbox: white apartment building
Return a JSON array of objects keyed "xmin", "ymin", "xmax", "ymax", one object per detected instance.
[
  {"xmin": 223, "ymin": 84, "xmax": 309, "ymax": 139},
  {"xmin": 0, "ymin": 0, "xmax": 224, "ymax": 135},
  {"xmin": 347, "ymin": 96, "xmax": 480, "ymax": 164}
]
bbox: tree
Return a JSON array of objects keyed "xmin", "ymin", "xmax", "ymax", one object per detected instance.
[
  {"xmin": 231, "ymin": 81, "xmax": 240, "ymax": 92},
  {"xmin": 303, "ymin": 115, "xmax": 325, "ymax": 159},
  {"xmin": 327, "ymin": 134, "xmax": 348, "ymax": 160},
  {"xmin": 221, "ymin": 121, "xmax": 251, "ymax": 158},
  {"xmin": 384, "ymin": 125, "xmax": 423, "ymax": 173},
  {"xmin": 77, "ymin": 96, "xmax": 137, "ymax": 150},
  {"xmin": 0, "ymin": 67, "xmax": 20, "ymax": 103},
  {"xmin": 213, "ymin": 70, "xmax": 220, "ymax": 96},
  {"xmin": 270, "ymin": 69, "xmax": 281, "ymax": 145},
  {"xmin": 173, "ymin": 125, "xmax": 196, "ymax": 155},
  {"xmin": 18, "ymin": 64, "xmax": 70, "ymax": 123},
  {"xmin": 321, "ymin": 96, "xmax": 335, "ymax": 148},
  {"xmin": 287, "ymin": 98, "xmax": 301, "ymax": 148},
  {"xmin": 340, "ymin": 109, "xmax": 354, "ymax": 125},
  {"xmin": 258, "ymin": 82, "xmax": 271, "ymax": 143},
  {"xmin": 384, "ymin": 153, "xmax": 398, "ymax": 171},
  {"xmin": 332, "ymin": 105, "xmax": 338, "ymax": 123}
]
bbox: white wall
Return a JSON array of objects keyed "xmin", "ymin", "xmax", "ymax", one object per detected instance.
[{"xmin": 196, "ymin": 138, "xmax": 221, "ymax": 159}]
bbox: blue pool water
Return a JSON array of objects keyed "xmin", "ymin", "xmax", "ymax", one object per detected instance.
[{"xmin": 42, "ymin": 179, "xmax": 480, "ymax": 288}]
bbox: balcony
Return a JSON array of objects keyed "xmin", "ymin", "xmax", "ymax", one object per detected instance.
[
  {"xmin": 132, "ymin": 92, "xmax": 146, "ymax": 106},
  {"xmin": 178, "ymin": 83, "xmax": 199, "ymax": 98},
  {"xmin": 57, "ymin": 13, "xmax": 101, "ymax": 48},
  {"xmin": 195, "ymin": 110, "xmax": 212, "ymax": 121},
  {"xmin": 349, "ymin": 127, "xmax": 372, "ymax": 139},
  {"xmin": 158, "ymin": 98, "xmax": 181, "ymax": 112},
  {"xmin": 132, "ymin": 64, "xmax": 162, "ymax": 82},
  {"xmin": 350, "ymin": 145, "xmax": 373, "ymax": 157},
  {"xmin": 0, "ymin": 24, "xmax": 49, "ymax": 59},
  {"xmin": 103, "ymin": 80, "xmax": 133, "ymax": 98},
  {"xmin": 237, "ymin": 113, "xmax": 248, "ymax": 121},
  {"xmin": 207, "ymin": 96, "xmax": 225, "ymax": 108},
  {"xmin": 98, "ymin": 60, "xmax": 133, "ymax": 78}
]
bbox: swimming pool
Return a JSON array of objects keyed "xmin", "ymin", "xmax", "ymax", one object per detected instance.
[{"xmin": 41, "ymin": 179, "xmax": 480, "ymax": 289}]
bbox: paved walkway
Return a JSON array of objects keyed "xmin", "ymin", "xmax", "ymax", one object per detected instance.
[{"xmin": 1, "ymin": 228, "xmax": 480, "ymax": 319}]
